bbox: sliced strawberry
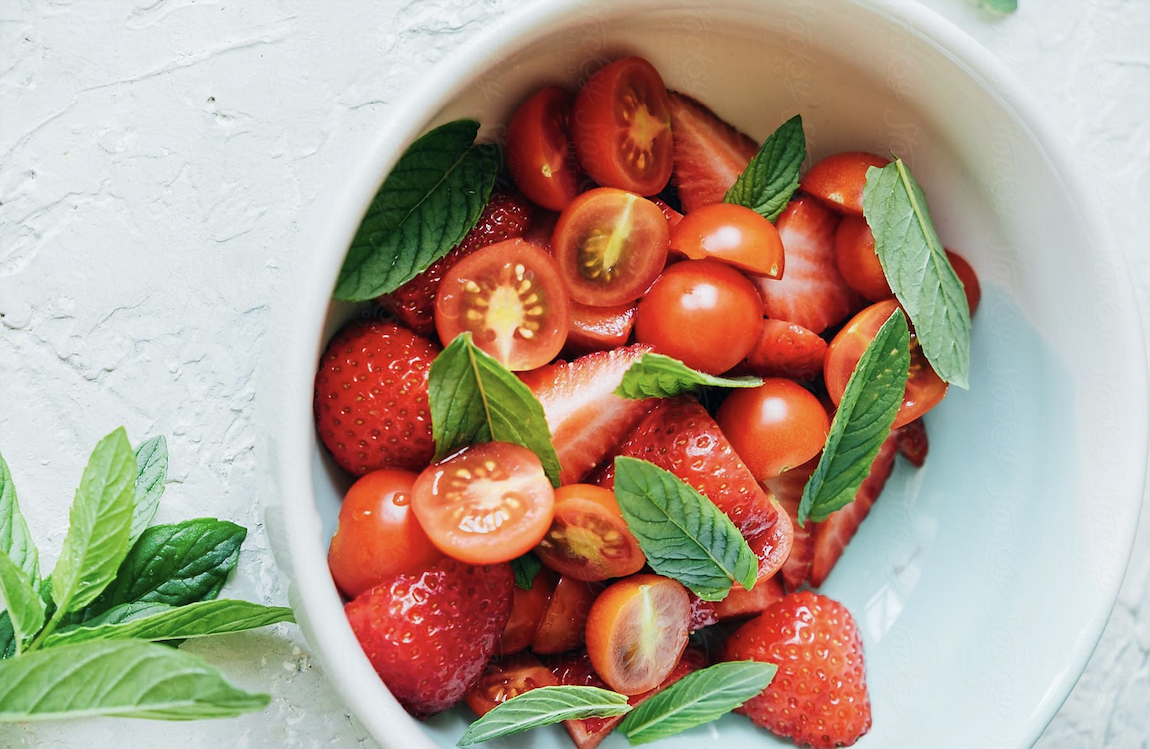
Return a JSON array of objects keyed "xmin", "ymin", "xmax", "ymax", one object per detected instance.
[
  {"xmin": 895, "ymin": 417, "xmax": 929, "ymax": 467},
  {"xmin": 752, "ymin": 195, "xmax": 865, "ymax": 334},
  {"xmin": 564, "ymin": 300, "xmax": 638, "ymax": 356},
  {"xmin": 688, "ymin": 593, "xmax": 720, "ymax": 632},
  {"xmin": 713, "ymin": 570, "xmax": 785, "ymax": 621},
  {"xmin": 741, "ymin": 318, "xmax": 829, "ymax": 381},
  {"xmin": 520, "ymin": 344, "xmax": 655, "ymax": 485},
  {"xmin": 764, "ymin": 455, "xmax": 819, "ymax": 592},
  {"xmin": 667, "ymin": 91, "xmax": 759, "ymax": 213}
]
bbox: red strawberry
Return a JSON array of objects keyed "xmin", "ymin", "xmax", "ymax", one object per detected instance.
[
  {"xmin": 379, "ymin": 191, "xmax": 533, "ymax": 336},
  {"xmin": 741, "ymin": 318, "xmax": 829, "ymax": 381},
  {"xmin": 764, "ymin": 455, "xmax": 820, "ymax": 592},
  {"xmin": 752, "ymin": 195, "xmax": 864, "ymax": 334},
  {"xmin": 520, "ymin": 344, "xmax": 655, "ymax": 485},
  {"xmin": 314, "ymin": 319, "xmax": 439, "ymax": 476},
  {"xmin": 713, "ymin": 571, "xmax": 785, "ymax": 622},
  {"xmin": 895, "ymin": 417, "xmax": 929, "ymax": 467},
  {"xmin": 564, "ymin": 300, "xmax": 638, "ymax": 356},
  {"xmin": 344, "ymin": 558, "xmax": 514, "ymax": 718},
  {"xmin": 667, "ymin": 91, "xmax": 759, "ymax": 212},
  {"xmin": 724, "ymin": 591, "xmax": 871, "ymax": 748},
  {"xmin": 688, "ymin": 593, "xmax": 720, "ymax": 631}
]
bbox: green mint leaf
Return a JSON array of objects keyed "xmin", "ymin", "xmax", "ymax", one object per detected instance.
[
  {"xmin": 428, "ymin": 333, "xmax": 562, "ymax": 487},
  {"xmin": 0, "ymin": 612, "xmax": 14, "ymax": 659},
  {"xmin": 981, "ymin": 0, "xmax": 1017, "ymax": 13},
  {"xmin": 80, "ymin": 601, "xmax": 174, "ymax": 627},
  {"xmin": 618, "ymin": 661, "xmax": 777, "ymax": 744},
  {"xmin": 457, "ymin": 685, "xmax": 630, "ymax": 746},
  {"xmin": 0, "ymin": 549, "xmax": 46, "ymax": 655},
  {"xmin": 863, "ymin": 158, "xmax": 971, "ymax": 388},
  {"xmin": 612, "ymin": 457, "xmax": 757, "ymax": 601},
  {"xmin": 334, "ymin": 119, "xmax": 500, "ymax": 301},
  {"xmin": 49, "ymin": 428, "xmax": 137, "ymax": 617},
  {"xmin": 130, "ymin": 436, "xmax": 168, "ymax": 547},
  {"xmin": 511, "ymin": 553, "xmax": 543, "ymax": 591},
  {"xmin": 0, "ymin": 640, "xmax": 269, "ymax": 721},
  {"xmin": 615, "ymin": 353, "xmax": 762, "ymax": 399},
  {"xmin": 0, "ymin": 453, "xmax": 40, "ymax": 591},
  {"xmin": 724, "ymin": 114, "xmax": 805, "ymax": 222},
  {"xmin": 799, "ymin": 309, "xmax": 909, "ymax": 525}
]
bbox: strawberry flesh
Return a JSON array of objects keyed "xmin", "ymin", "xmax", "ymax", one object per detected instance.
[
  {"xmin": 667, "ymin": 91, "xmax": 759, "ymax": 212},
  {"xmin": 741, "ymin": 318, "xmax": 829, "ymax": 381},
  {"xmin": 764, "ymin": 455, "xmax": 820, "ymax": 592}
]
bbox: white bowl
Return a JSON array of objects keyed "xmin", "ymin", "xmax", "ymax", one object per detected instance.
[{"xmin": 259, "ymin": 1, "xmax": 1149, "ymax": 747}]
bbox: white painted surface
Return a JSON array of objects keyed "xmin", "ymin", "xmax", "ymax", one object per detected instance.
[{"xmin": 0, "ymin": 0, "xmax": 1146, "ymax": 748}]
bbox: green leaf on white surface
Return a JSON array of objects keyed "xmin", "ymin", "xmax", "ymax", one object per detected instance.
[
  {"xmin": 0, "ymin": 453, "xmax": 40, "ymax": 591},
  {"xmin": 0, "ymin": 549, "xmax": 46, "ymax": 656},
  {"xmin": 457, "ymin": 686, "xmax": 631, "ymax": 746},
  {"xmin": 129, "ymin": 436, "xmax": 168, "ymax": 547},
  {"xmin": 615, "ymin": 353, "xmax": 762, "ymax": 400},
  {"xmin": 980, "ymin": 0, "xmax": 1017, "ymax": 13},
  {"xmin": 724, "ymin": 114, "xmax": 806, "ymax": 222}
]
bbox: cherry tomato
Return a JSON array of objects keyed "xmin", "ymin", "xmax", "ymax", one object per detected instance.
[
  {"xmin": 565, "ymin": 300, "xmax": 638, "ymax": 355},
  {"xmin": 824, "ymin": 299, "xmax": 948, "ymax": 428},
  {"xmin": 506, "ymin": 86, "xmax": 581, "ymax": 211},
  {"xmin": 584, "ymin": 574, "xmax": 690, "ymax": 694},
  {"xmin": 497, "ymin": 567, "xmax": 559, "ymax": 655},
  {"xmin": 464, "ymin": 652, "xmax": 560, "ymax": 717},
  {"xmin": 669, "ymin": 203, "xmax": 784, "ymax": 278},
  {"xmin": 633, "ymin": 259, "xmax": 762, "ymax": 374},
  {"xmin": 742, "ymin": 319, "xmax": 828, "ymax": 381},
  {"xmin": 834, "ymin": 215, "xmax": 893, "ymax": 302},
  {"xmin": 534, "ymin": 484, "xmax": 645, "ymax": 582},
  {"xmin": 327, "ymin": 469, "xmax": 443, "ymax": 598},
  {"xmin": 800, "ymin": 151, "xmax": 889, "ymax": 216},
  {"xmin": 531, "ymin": 576, "xmax": 602, "ymax": 654},
  {"xmin": 571, "ymin": 57, "xmax": 673, "ymax": 196},
  {"xmin": 435, "ymin": 238, "xmax": 571, "ymax": 371},
  {"xmin": 947, "ymin": 249, "xmax": 981, "ymax": 316},
  {"xmin": 716, "ymin": 378, "xmax": 830, "ymax": 481},
  {"xmin": 410, "ymin": 441, "xmax": 555, "ymax": 565},
  {"xmin": 552, "ymin": 187, "xmax": 669, "ymax": 306}
]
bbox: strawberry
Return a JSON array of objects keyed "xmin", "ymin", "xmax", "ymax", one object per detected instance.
[
  {"xmin": 895, "ymin": 417, "xmax": 929, "ymax": 467},
  {"xmin": 741, "ymin": 318, "xmax": 829, "ymax": 381},
  {"xmin": 713, "ymin": 571, "xmax": 785, "ymax": 622},
  {"xmin": 667, "ymin": 91, "xmax": 759, "ymax": 213},
  {"xmin": 344, "ymin": 558, "xmax": 514, "ymax": 718},
  {"xmin": 379, "ymin": 190, "xmax": 533, "ymax": 336},
  {"xmin": 724, "ymin": 591, "xmax": 871, "ymax": 748},
  {"xmin": 519, "ymin": 343, "xmax": 655, "ymax": 485},
  {"xmin": 313, "ymin": 319, "xmax": 438, "ymax": 476},
  {"xmin": 764, "ymin": 455, "xmax": 820, "ymax": 592},
  {"xmin": 752, "ymin": 195, "xmax": 865, "ymax": 334},
  {"xmin": 564, "ymin": 300, "xmax": 638, "ymax": 356}
]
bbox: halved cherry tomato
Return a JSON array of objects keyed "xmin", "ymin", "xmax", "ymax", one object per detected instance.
[
  {"xmin": 552, "ymin": 187, "xmax": 669, "ymax": 306},
  {"xmin": 464, "ymin": 652, "xmax": 560, "ymax": 717},
  {"xmin": 497, "ymin": 567, "xmax": 559, "ymax": 655},
  {"xmin": 435, "ymin": 238, "xmax": 571, "ymax": 371},
  {"xmin": 506, "ymin": 86, "xmax": 581, "ymax": 211},
  {"xmin": 834, "ymin": 215, "xmax": 893, "ymax": 302},
  {"xmin": 947, "ymin": 249, "xmax": 981, "ymax": 316},
  {"xmin": 716, "ymin": 378, "xmax": 830, "ymax": 481},
  {"xmin": 824, "ymin": 299, "xmax": 948, "ymax": 428},
  {"xmin": 584, "ymin": 574, "xmax": 690, "ymax": 694},
  {"xmin": 410, "ymin": 441, "xmax": 555, "ymax": 565},
  {"xmin": 741, "ymin": 318, "xmax": 828, "ymax": 381},
  {"xmin": 531, "ymin": 576, "xmax": 602, "ymax": 654},
  {"xmin": 327, "ymin": 469, "xmax": 443, "ymax": 598},
  {"xmin": 633, "ymin": 258, "xmax": 762, "ymax": 374},
  {"xmin": 565, "ymin": 300, "xmax": 638, "ymax": 355},
  {"xmin": 800, "ymin": 151, "xmax": 889, "ymax": 216},
  {"xmin": 571, "ymin": 56, "xmax": 673, "ymax": 196},
  {"xmin": 669, "ymin": 203, "xmax": 784, "ymax": 278},
  {"xmin": 534, "ymin": 484, "xmax": 645, "ymax": 582}
]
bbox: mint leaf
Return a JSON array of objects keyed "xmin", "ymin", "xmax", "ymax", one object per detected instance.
[
  {"xmin": 981, "ymin": 0, "xmax": 1017, "ymax": 12},
  {"xmin": 615, "ymin": 353, "xmax": 762, "ymax": 399},
  {"xmin": 612, "ymin": 457, "xmax": 757, "ymax": 601},
  {"xmin": 457, "ymin": 686, "xmax": 630, "ymax": 746},
  {"xmin": 863, "ymin": 158, "xmax": 971, "ymax": 388},
  {"xmin": 334, "ymin": 119, "xmax": 500, "ymax": 301},
  {"xmin": 0, "ymin": 549, "xmax": 46, "ymax": 655},
  {"xmin": 0, "ymin": 453, "xmax": 40, "ymax": 591},
  {"xmin": 799, "ymin": 309, "xmax": 909, "ymax": 525},
  {"xmin": 724, "ymin": 114, "xmax": 805, "ymax": 222},
  {"xmin": 0, "ymin": 640, "xmax": 269, "ymax": 721},
  {"xmin": 42, "ymin": 600, "xmax": 293, "ymax": 648},
  {"xmin": 428, "ymin": 333, "xmax": 562, "ymax": 486},
  {"xmin": 619, "ymin": 661, "xmax": 777, "ymax": 744},
  {"xmin": 0, "ymin": 612, "xmax": 14, "ymax": 659},
  {"xmin": 129, "ymin": 436, "xmax": 167, "ymax": 547},
  {"xmin": 511, "ymin": 553, "xmax": 542, "ymax": 591}
]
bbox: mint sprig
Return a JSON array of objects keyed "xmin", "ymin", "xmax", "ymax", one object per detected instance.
[
  {"xmin": 129, "ymin": 436, "xmax": 167, "ymax": 547},
  {"xmin": 615, "ymin": 353, "xmax": 762, "ymax": 399},
  {"xmin": 0, "ymin": 455, "xmax": 39, "ymax": 589},
  {"xmin": 0, "ymin": 550, "xmax": 45, "ymax": 655},
  {"xmin": 457, "ymin": 686, "xmax": 631, "ymax": 746},
  {"xmin": 724, "ymin": 114, "xmax": 805, "ymax": 222}
]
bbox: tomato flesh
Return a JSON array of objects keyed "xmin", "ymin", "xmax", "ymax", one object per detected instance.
[
  {"xmin": 506, "ymin": 86, "xmax": 581, "ymax": 212},
  {"xmin": 670, "ymin": 203, "xmax": 784, "ymax": 278},
  {"xmin": 534, "ymin": 484, "xmax": 645, "ymax": 582},
  {"xmin": 716, "ymin": 378, "xmax": 830, "ymax": 481}
]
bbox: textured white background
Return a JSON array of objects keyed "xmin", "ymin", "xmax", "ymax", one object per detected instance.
[{"xmin": 1, "ymin": 0, "xmax": 1147, "ymax": 747}]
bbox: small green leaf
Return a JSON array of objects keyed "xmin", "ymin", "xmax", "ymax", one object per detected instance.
[
  {"xmin": 980, "ymin": 0, "xmax": 1017, "ymax": 13},
  {"xmin": 724, "ymin": 114, "xmax": 806, "ymax": 222},
  {"xmin": 511, "ymin": 553, "xmax": 542, "ymax": 591},
  {"xmin": 0, "ymin": 640, "xmax": 269, "ymax": 721},
  {"xmin": 428, "ymin": 333, "xmax": 562, "ymax": 486},
  {"xmin": 612, "ymin": 457, "xmax": 757, "ymax": 601},
  {"xmin": 615, "ymin": 353, "xmax": 762, "ymax": 400},
  {"xmin": 130, "ymin": 436, "xmax": 168, "ymax": 546},
  {"xmin": 0, "ymin": 549, "xmax": 46, "ymax": 655},
  {"xmin": 334, "ymin": 120, "xmax": 500, "ymax": 301},
  {"xmin": 1, "ymin": 453, "xmax": 41, "ymax": 590},
  {"xmin": 457, "ymin": 686, "xmax": 630, "ymax": 746},
  {"xmin": 863, "ymin": 158, "xmax": 971, "ymax": 388},
  {"xmin": 799, "ymin": 309, "xmax": 909, "ymax": 525},
  {"xmin": 619, "ymin": 661, "xmax": 777, "ymax": 744},
  {"xmin": 0, "ymin": 612, "xmax": 14, "ymax": 660}
]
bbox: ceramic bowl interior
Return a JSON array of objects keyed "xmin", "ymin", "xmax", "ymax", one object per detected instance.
[{"xmin": 261, "ymin": 1, "xmax": 1149, "ymax": 748}]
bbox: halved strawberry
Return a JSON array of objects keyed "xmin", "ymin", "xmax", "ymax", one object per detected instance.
[
  {"xmin": 764, "ymin": 455, "xmax": 819, "ymax": 592},
  {"xmin": 667, "ymin": 91, "xmax": 759, "ymax": 213},
  {"xmin": 752, "ymin": 195, "xmax": 865, "ymax": 334},
  {"xmin": 520, "ymin": 344, "xmax": 655, "ymax": 485},
  {"xmin": 564, "ymin": 300, "xmax": 638, "ymax": 356},
  {"xmin": 741, "ymin": 318, "xmax": 828, "ymax": 381}
]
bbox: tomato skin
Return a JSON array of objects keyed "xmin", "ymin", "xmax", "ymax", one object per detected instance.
[
  {"xmin": 824, "ymin": 299, "xmax": 948, "ymax": 428},
  {"xmin": 946, "ymin": 249, "xmax": 981, "ymax": 316},
  {"xmin": 716, "ymin": 379, "xmax": 830, "ymax": 481},
  {"xmin": 571, "ymin": 57, "xmax": 673, "ymax": 196},
  {"xmin": 800, "ymin": 151, "xmax": 889, "ymax": 216},
  {"xmin": 327, "ymin": 469, "xmax": 444, "ymax": 598},
  {"xmin": 564, "ymin": 300, "xmax": 638, "ymax": 355},
  {"xmin": 410, "ymin": 441, "xmax": 556, "ymax": 565},
  {"xmin": 552, "ymin": 187, "xmax": 670, "ymax": 307},
  {"xmin": 464, "ymin": 652, "xmax": 560, "ymax": 717},
  {"xmin": 506, "ymin": 86, "xmax": 581, "ymax": 212},
  {"xmin": 834, "ymin": 215, "xmax": 894, "ymax": 302},
  {"xmin": 534, "ymin": 484, "xmax": 646, "ymax": 582},
  {"xmin": 497, "ymin": 567, "xmax": 559, "ymax": 655},
  {"xmin": 531, "ymin": 576, "xmax": 602, "ymax": 655},
  {"xmin": 670, "ymin": 203, "xmax": 784, "ymax": 278},
  {"xmin": 634, "ymin": 259, "xmax": 763, "ymax": 374}
]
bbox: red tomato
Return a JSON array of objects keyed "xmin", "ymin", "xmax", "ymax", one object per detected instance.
[
  {"xmin": 634, "ymin": 259, "xmax": 762, "ymax": 374},
  {"xmin": 834, "ymin": 215, "xmax": 893, "ymax": 302},
  {"xmin": 534, "ymin": 484, "xmax": 645, "ymax": 582},
  {"xmin": 947, "ymin": 249, "xmax": 981, "ymax": 316},
  {"xmin": 571, "ymin": 57, "xmax": 673, "ymax": 196},
  {"xmin": 410, "ymin": 441, "xmax": 555, "ymax": 565},
  {"xmin": 565, "ymin": 300, "xmax": 637, "ymax": 355},
  {"xmin": 464, "ymin": 652, "xmax": 560, "ymax": 717},
  {"xmin": 716, "ymin": 379, "xmax": 830, "ymax": 481},
  {"xmin": 669, "ymin": 203, "xmax": 784, "ymax": 278},
  {"xmin": 435, "ymin": 238, "xmax": 571, "ymax": 371},
  {"xmin": 327, "ymin": 469, "xmax": 443, "ymax": 598},
  {"xmin": 552, "ymin": 187, "xmax": 669, "ymax": 306},
  {"xmin": 800, "ymin": 151, "xmax": 889, "ymax": 216},
  {"xmin": 531, "ymin": 576, "xmax": 602, "ymax": 655},
  {"xmin": 497, "ymin": 567, "xmax": 559, "ymax": 655},
  {"xmin": 506, "ymin": 86, "xmax": 581, "ymax": 211},
  {"xmin": 824, "ymin": 299, "xmax": 948, "ymax": 428}
]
